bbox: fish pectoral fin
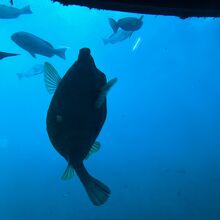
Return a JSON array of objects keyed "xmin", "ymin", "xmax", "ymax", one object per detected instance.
[
  {"xmin": 85, "ymin": 141, "xmax": 101, "ymax": 160},
  {"xmin": 95, "ymin": 77, "xmax": 118, "ymax": 108},
  {"xmin": 61, "ymin": 164, "xmax": 74, "ymax": 181},
  {"xmin": 44, "ymin": 62, "xmax": 62, "ymax": 94},
  {"xmin": 108, "ymin": 18, "xmax": 119, "ymax": 33},
  {"xmin": 140, "ymin": 15, "xmax": 144, "ymax": 21},
  {"xmin": 30, "ymin": 52, "xmax": 36, "ymax": 58}
]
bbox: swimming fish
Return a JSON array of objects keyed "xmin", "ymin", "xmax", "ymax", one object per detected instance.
[
  {"xmin": 44, "ymin": 48, "xmax": 117, "ymax": 206},
  {"xmin": 0, "ymin": 4, "xmax": 32, "ymax": 19},
  {"xmin": 11, "ymin": 32, "xmax": 66, "ymax": 59},
  {"xmin": 103, "ymin": 29, "xmax": 133, "ymax": 45},
  {"xmin": 109, "ymin": 15, "xmax": 144, "ymax": 32},
  {"xmin": 16, "ymin": 64, "xmax": 44, "ymax": 80},
  {"xmin": 0, "ymin": 51, "xmax": 19, "ymax": 60}
]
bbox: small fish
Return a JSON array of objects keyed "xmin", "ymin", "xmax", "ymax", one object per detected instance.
[
  {"xmin": 109, "ymin": 15, "xmax": 144, "ymax": 32},
  {"xmin": 62, "ymin": 192, "xmax": 70, "ymax": 198},
  {"xmin": 11, "ymin": 32, "xmax": 67, "ymax": 59},
  {"xmin": 16, "ymin": 64, "xmax": 44, "ymax": 80},
  {"xmin": 103, "ymin": 29, "xmax": 133, "ymax": 45},
  {"xmin": 0, "ymin": 4, "xmax": 32, "ymax": 19},
  {"xmin": 0, "ymin": 51, "xmax": 19, "ymax": 60}
]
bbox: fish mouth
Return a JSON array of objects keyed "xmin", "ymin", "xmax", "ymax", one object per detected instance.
[
  {"xmin": 11, "ymin": 32, "xmax": 21, "ymax": 42},
  {"xmin": 78, "ymin": 48, "xmax": 92, "ymax": 61},
  {"xmin": 79, "ymin": 48, "xmax": 91, "ymax": 56},
  {"xmin": 11, "ymin": 33, "xmax": 17, "ymax": 42}
]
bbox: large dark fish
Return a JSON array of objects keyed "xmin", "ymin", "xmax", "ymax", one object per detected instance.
[
  {"xmin": 0, "ymin": 4, "xmax": 32, "ymax": 19},
  {"xmin": 44, "ymin": 48, "xmax": 117, "ymax": 206},
  {"xmin": 0, "ymin": 51, "xmax": 19, "ymax": 60},
  {"xmin": 109, "ymin": 15, "xmax": 144, "ymax": 32},
  {"xmin": 11, "ymin": 32, "xmax": 66, "ymax": 59}
]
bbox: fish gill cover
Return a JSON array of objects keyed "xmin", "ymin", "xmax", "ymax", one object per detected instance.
[{"xmin": 0, "ymin": 0, "xmax": 220, "ymax": 219}]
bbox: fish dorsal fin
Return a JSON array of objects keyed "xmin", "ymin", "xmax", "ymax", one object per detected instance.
[
  {"xmin": 41, "ymin": 39, "xmax": 54, "ymax": 49},
  {"xmin": 108, "ymin": 18, "xmax": 118, "ymax": 33},
  {"xmin": 44, "ymin": 62, "xmax": 61, "ymax": 94},
  {"xmin": 61, "ymin": 163, "xmax": 74, "ymax": 181},
  {"xmin": 33, "ymin": 35, "xmax": 54, "ymax": 49},
  {"xmin": 85, "ymin": 141, "xmax": 101, "ymax": 160},
  {"xmin": 95, "ymin": 77, "xmax": 118, "ymax": 108}
]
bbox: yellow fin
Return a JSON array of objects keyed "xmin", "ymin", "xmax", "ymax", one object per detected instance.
[
  {"xmin": 61, "ymin": 164, "xmax": 74, "ymax": 181},
  {"xmin": 85, "ymin": 141, "xmax": 101, "ymax": 160},
  {"xmin": 44, "ymin": 62, "xmax": 61, "ymax": 94}
]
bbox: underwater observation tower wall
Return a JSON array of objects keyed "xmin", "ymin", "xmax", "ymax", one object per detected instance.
[{"xmin": 51, "ymin": 0, "xmax": 220, "ymax": 18}]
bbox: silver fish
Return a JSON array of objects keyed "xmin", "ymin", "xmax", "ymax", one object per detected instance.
[
  {"xmin": 0, "ymin": 4, "xmax": 32, "ymax": 19},
  {"xmin": 11, "ymin": 32, "xmax": 67, "ymax": 59},
  {"xmin": 103, "ymin": 29, "xmax": 133, "ymax": 45},
  {"xmin": 16, "ymin": 64, "xmax": 44, "ymax": 80}
]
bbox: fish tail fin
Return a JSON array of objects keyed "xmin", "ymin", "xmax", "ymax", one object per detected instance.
[
  {"xmin": 102, "ymin": 38, "xmax": 108, "ymax": 45},
  {"xmin": 54, "ymin": 48, "xmax": 67, "ymax": 60},
  {"xmin": 21, "ymin": 5, "xmax": 32, "ymax": 14},
  {"xmin": 108, "ymin": 18, "xmax": 119, "ymax": 33},
  {"xmin": 75, "ymin": 164, "xmax": 110, "ymax": 206},
  {"xmin": 16, "ymin": 73, "xmax": 23, "ymax": 80}
]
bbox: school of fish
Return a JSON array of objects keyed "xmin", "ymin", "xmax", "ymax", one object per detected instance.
[{"xmin": 0, "ymin": 2, "xmax": 143, "ymax": 206}]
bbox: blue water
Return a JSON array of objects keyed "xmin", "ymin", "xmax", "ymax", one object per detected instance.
[{"xmin": 0, "ymin": 0, "xmax": 220, "ymax": 219}]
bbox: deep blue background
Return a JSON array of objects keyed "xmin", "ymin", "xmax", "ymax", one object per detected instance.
[{"xmin": 0, "ymin": 0, "xmax": 220, "ymax": 219}]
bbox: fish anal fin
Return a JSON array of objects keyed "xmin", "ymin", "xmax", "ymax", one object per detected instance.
[
  {"xmin": 43, "ymin": 62, "xmax": 62, "ymax": 94},
  {"xmin": 30, "ymin": 52, "xmax": 36, "ymax": 58},
  {"xmin": 61, "ymin": 164, "xmax": 74, "ymax": 181}
]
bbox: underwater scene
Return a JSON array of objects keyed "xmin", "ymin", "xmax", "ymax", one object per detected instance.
[{"xmin": 0, "ymin": 0, "xmax": 220, "ymax": 219}]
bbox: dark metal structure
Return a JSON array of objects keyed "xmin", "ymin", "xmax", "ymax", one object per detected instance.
[{"xmin": 51, "ymin": 0, "xmax": 220, "ymax": 18}]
